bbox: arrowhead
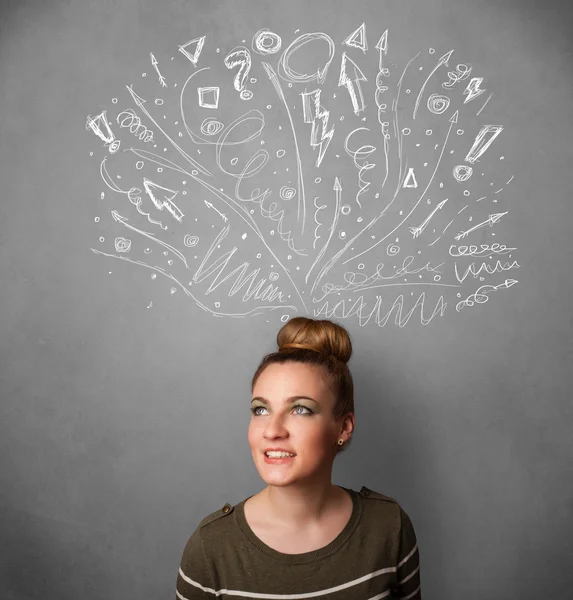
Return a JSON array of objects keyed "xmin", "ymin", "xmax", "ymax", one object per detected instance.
[
  {"xmin": 439, "ymin": 49, "xmax": 455, "ymax": 66},
  {"xmin": 505, "ymin": 279, "xmax": 518, "ymax": 288},
  {"xmin": 375, "ymin": 30, "xmax": 388, "ymax": 52},
  {"xmin": 111, "ymin": 210, "xmax": 124, "ymax": 222},
  {"xmin": 436, "ymin": 199, "xmax": 448, "ymax": 209},
  {"xmin": 449, "ymin": 110, "xmax": 459, "ymax": 124},
  {"xmin": 126, "ymin": 85, "xmax": 146, "ymax": 106},
  {"xmin": 204, "ymin": 200, "xmax": 212, "ymax": 208},
  {"xmin": 343, "ymin": 23, "xmax": 367, "ymax": 54},
  {"xmin": 151, "ymin": 53, "xmax": 158, "ymax": 65},
  {"xmin": 339, "ymin": 52, "xmax": 367, "ymax": 85},
  {"xmin": 490, "ymin": 211, "xmax": 508, "ymax": 223},
  {"xmin": 333, "ymin": 177, "xmax": 342, "ymax": 191}
]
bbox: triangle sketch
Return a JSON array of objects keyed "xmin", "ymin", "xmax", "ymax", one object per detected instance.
[
  {"xmin": 403, "ymin": 167, "xmax": 418, "ymax": 188},
  {"xmin": 343, "ymin": 23, "xmax": 367, "ymax": 53},
  {"xmin": 178, "ymin": 35, "xmax": 206, "ymax": 66}
]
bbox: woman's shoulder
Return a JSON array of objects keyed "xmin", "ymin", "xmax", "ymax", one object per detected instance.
[
  {"xmin": 198, "ymin": 501, "xmax": 235, "ymax": 529},
  {"xmin": 358, "ymin": 485, "xmax": 398, "ymax": 504}
]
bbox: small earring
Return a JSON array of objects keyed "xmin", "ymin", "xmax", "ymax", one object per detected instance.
[{"xmin": 337, "ymin": 438, "xmax": 344, "ymax": 446}]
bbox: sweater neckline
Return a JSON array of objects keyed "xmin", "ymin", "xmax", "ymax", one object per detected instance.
[{"xmin": 235, "ymin": 486, "xmax": 362, "ymax": 564}]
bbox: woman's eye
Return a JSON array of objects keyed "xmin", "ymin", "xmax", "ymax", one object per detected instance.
[{"xmin": 250, "ymin": 405, "xmax": 312, "ymax": 416}]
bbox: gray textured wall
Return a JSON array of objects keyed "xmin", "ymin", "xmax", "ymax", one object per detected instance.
[{"xmin": 1, "ymin": 0, "xmax": 571, "ymax": 598}]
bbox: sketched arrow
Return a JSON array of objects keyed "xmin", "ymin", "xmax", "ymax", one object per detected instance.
[
  {"xmin": 454, "ymin": 211, "xmax": 508, "ymax": 240},
  {"xmin": 310, "ymin": 110, "xmax": 459, "ymax": 293},
  {"xmin": 375, "ymin": 30, "xmax": 388, "ymax": 71},
  {"xmin": 110, "ymin": 209, "xmax": 188, "ymax": 268},
  {"xmin": 150, "ymin": 53, "xmax": 167, "ymax": 87},
  {"xmin": 204, "ymin": 200, "xmax": 228, "ymax": 222},
  {"xmin": 409, "ymin": 198, "xmax": 448, "ymax": 238},
  {"xmin": 339, "ymin": 53, "xmax": 368, "ymax": 115},
  {"xmin": 306, "ymin": 178, "xmax": 342, "ymax": 287},
  {"xmin": 142, "ymin": 178, "xmax": 184, "ymax": 222},
  {"xmin": 126, "ymin": 85, "xmax": 211, "ymax": 177},
  {"xmin": 413, "ymin": 49, "xmax": 454, "ymax": 119}
]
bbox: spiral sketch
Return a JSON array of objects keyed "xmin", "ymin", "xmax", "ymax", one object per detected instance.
[{"xmin": 86, "ymin": 23, "xmax": 519, "ymax": 327}]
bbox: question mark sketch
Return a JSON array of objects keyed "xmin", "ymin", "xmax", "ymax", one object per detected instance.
[{"xmin": 224, "ymin": 46, "xmax": 253, "ymax": 100}]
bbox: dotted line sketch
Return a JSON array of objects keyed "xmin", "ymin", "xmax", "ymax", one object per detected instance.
[{"xmin": 86, "ymin": 25, "xmax": 519, "ymax": 326}]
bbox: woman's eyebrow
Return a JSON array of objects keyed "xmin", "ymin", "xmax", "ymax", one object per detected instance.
[{"xmin": 251, "ymin": 395, "xmax": 318, "ymax": 404}]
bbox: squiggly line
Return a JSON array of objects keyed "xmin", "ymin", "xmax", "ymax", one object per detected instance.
[
  {"xmin": 344, "ymin": 128, "xmax": 375, "ymax": 209},
  {"xmin": 116, "ymin": 109, "xmax": 154, "ymax": 143},
  {"xmin": 306, "ymin": 178, "xmax": 341, "ymax": 285},
  {"xmin": 233, "ymin": 155, "xmax": 307, "ymax": 257},
  {"xmin": 99, "ymin": 158, "xmax": 166, "ymax": 229},
  {"xmin": 309, "ymin": 54, "xmax": 420, "ymax": 296},
  {"xmin": 126, "ymin": 85, "xmax": 211, "ymax": 177},
  {"xmin": 313, "ymin": 255, "xmax": 447, "ymax": 301},
  {"xmin": 312, "ymin": 196, "xmax": 327, "ymax": 250},
  {"xmin": 449, "ymin": 243, "xmax": 517, "ymax": 258},
  {"xmin": 128, "ymin": 147, "xmax": 308, "ymax": 313},
  {"xmin": 110, "ymin": 209, "xmax": 188, "ymax": 268},
  {"xmin": 456, "ymin": 279, "xmax": 518, "ymax": 312},
  {"xmin": 313, "ymin": 293, "xmax": 447, "ymax": 328},
  {"xmin": 90, "ymin": 248, "xmax": 295, "ymax": 317}
]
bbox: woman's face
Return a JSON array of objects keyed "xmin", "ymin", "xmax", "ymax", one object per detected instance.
[{"xmin": 248, "ymin": 362, "xmax": 345, "ymax": 487}]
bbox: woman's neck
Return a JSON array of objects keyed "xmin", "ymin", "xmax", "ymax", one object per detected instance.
[{"xmin": 261, "ymin": 482, "xmax": 345, "ymax": 530}]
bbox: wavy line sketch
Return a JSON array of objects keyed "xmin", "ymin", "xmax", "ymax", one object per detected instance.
[
  {"xmin": 85, "ymin": 29, "xmax": 520, "ymax": 326},
  {"xmin": 456, "ymin": 279, "xmax": 518, "ymax": 312},
  {"xmin": 99, "ymin": 157, "xmax": 166, "ymax": 229},
  {"xmin": 454, "ymin": 259, "xmax": 520, "ymax": 283},
  {"xmin": 314, "ymin": 293, "xmax": 447, "ymax": 328},
  {"xmin": 110, "ymin": 209, "xmax": 188, "ymax": 267},
  {"xmin": 116, "ymin": 109, "xmax": 155, "ymax": 143},
  {"xmin": 306, "ymin": 178, "xmax": 342, "ymax": 285},
  {"xmin": 344, "ymin": 128, "xmax": 375, "ymax": 208}
]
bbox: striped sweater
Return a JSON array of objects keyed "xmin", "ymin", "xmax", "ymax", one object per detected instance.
[{"xmin": 176, "ymin": 485, "xmax": 421, "ymax": 599}]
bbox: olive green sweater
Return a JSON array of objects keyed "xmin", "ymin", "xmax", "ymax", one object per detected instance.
[{"xmin": 176, "ymin": 486, "xmax": 421, "ymax": 599}]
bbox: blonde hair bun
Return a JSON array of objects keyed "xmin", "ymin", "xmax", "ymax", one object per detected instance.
[{"xmin": 276, "ymin": 317, "xmax": 352, "ymax": 364}]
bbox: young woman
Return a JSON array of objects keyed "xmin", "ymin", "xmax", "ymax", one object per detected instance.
[{"xmin": 176, "ymin": 317, "xmax": 421, "ymax": 599}]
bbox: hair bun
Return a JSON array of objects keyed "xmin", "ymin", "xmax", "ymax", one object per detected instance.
[{"xmin": 276, "ymin": 317, "xmax": 352, "ymax": 364}]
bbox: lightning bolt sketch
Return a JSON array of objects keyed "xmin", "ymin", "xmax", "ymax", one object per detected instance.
[{"xmin": 301, "ymin": 89, "xmax": 334, "ymax": 167}]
